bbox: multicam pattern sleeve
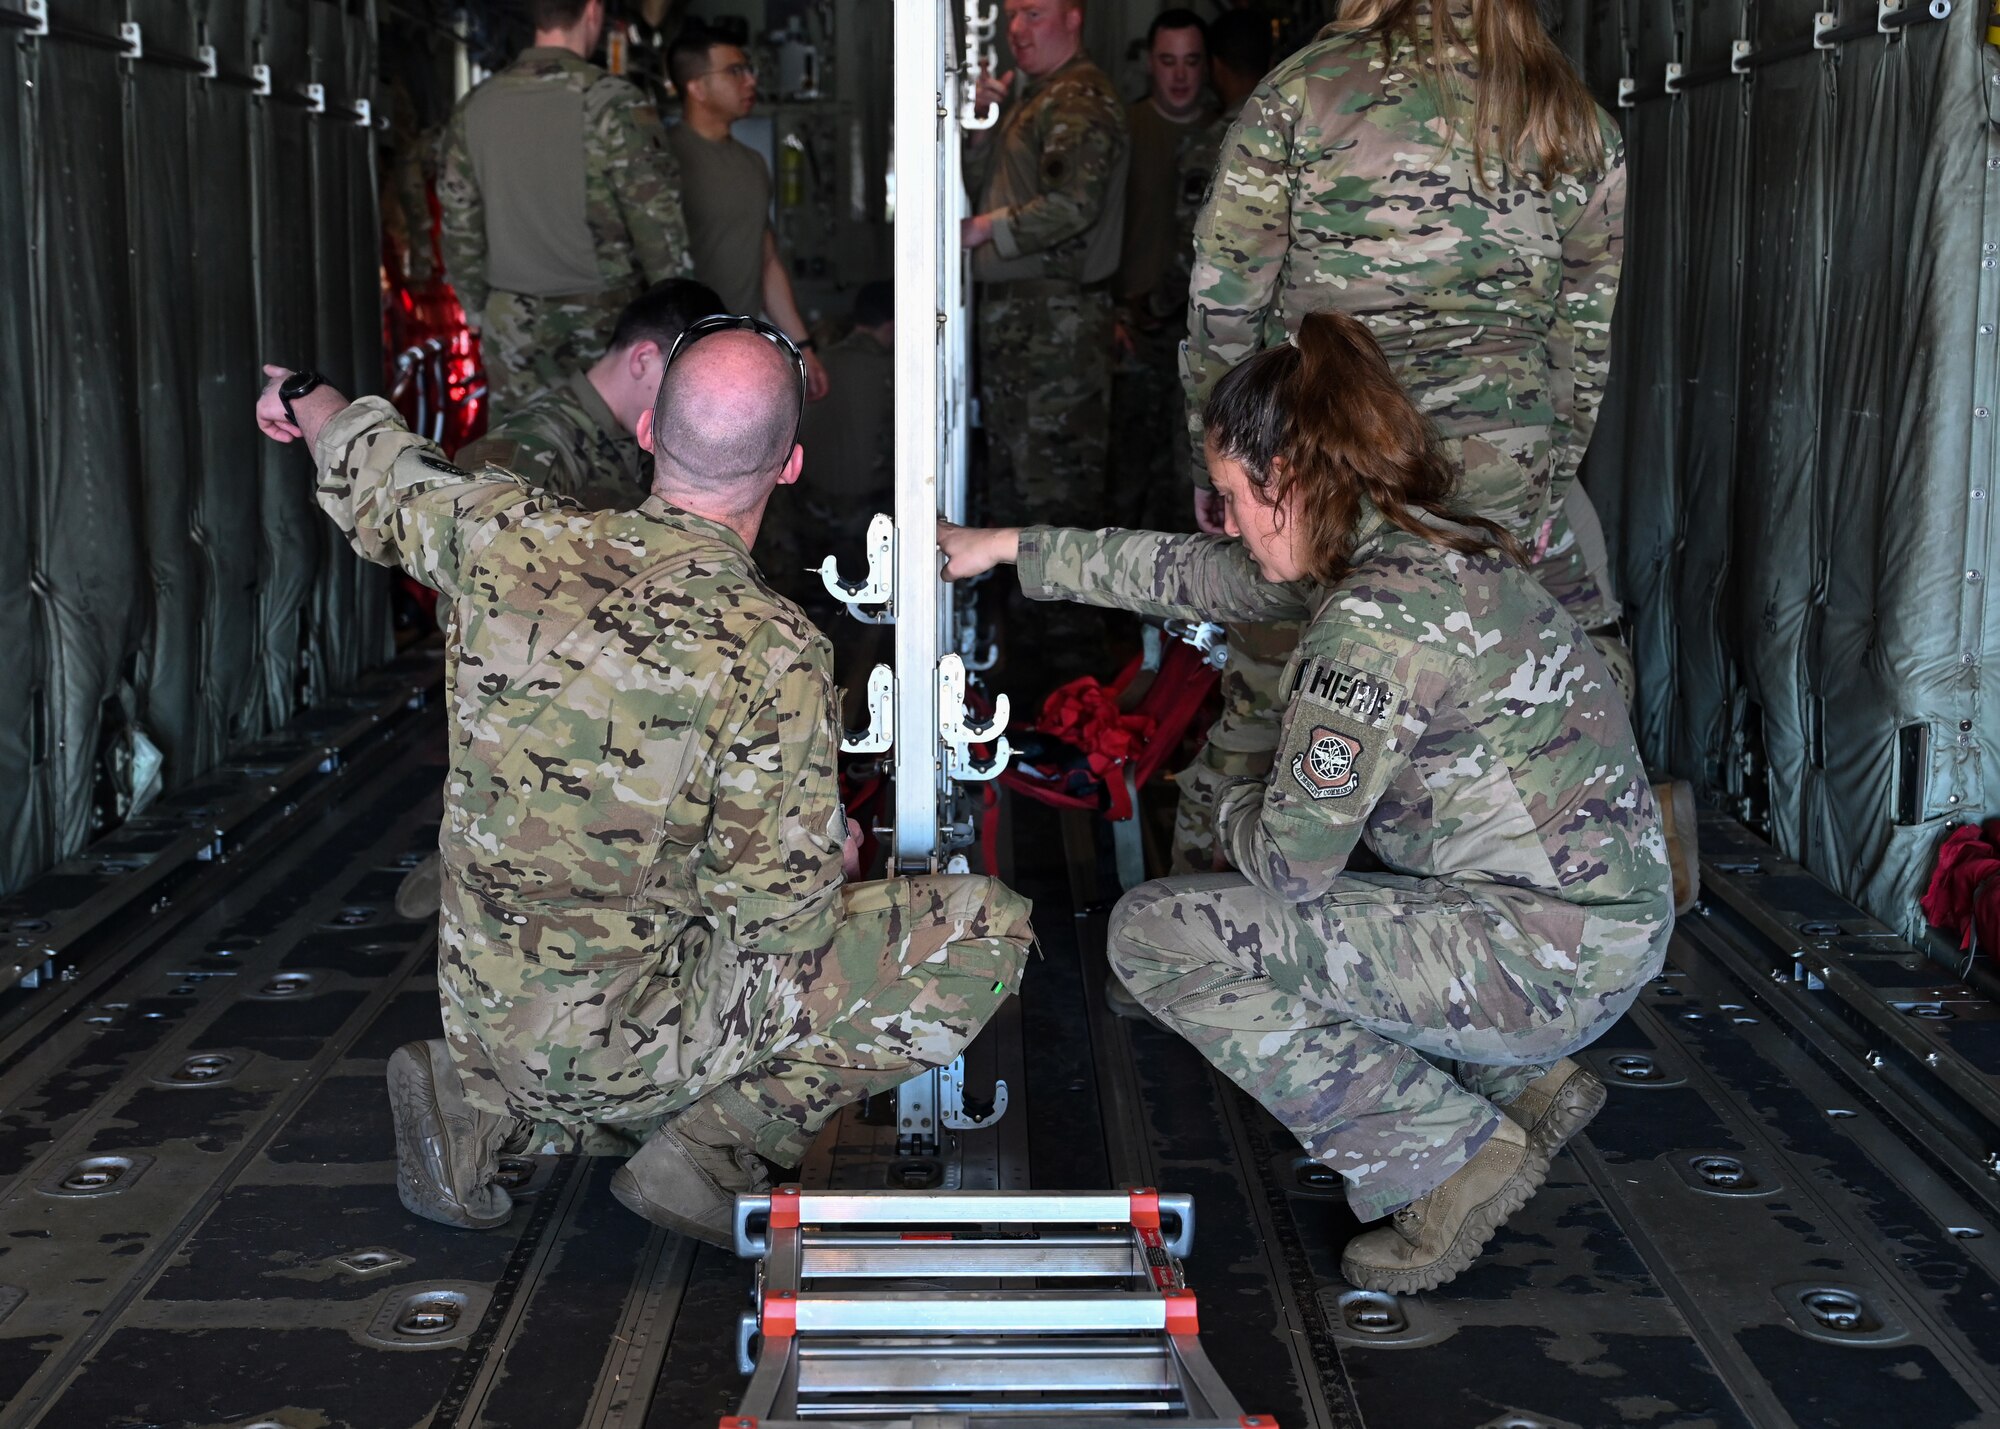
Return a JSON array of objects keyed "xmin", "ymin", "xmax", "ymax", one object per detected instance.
[
  {"xmin": 587, "ymin": 77, "xmax": 693, "ymax": 287},
  {"xmin": 436, "ymin": 105, "xmax": 489, "ymax": 320},
  {"xmin": 1015, "ymin": 525, "xmax": 1315, "ymax": 624},
  {"xmin": 312, "ymin": 396, "xmax": 535, "ymax": 598},
  {"xmin": 1546, "ymin": 114, "xmax": 1626, "ymax": 509}
]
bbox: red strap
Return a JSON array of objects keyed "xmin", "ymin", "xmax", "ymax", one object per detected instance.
[
  {"xmin": 761, "ymin": 1290, "xmax": 797, "ymax": 1339},
  {"xmin": 1163, "ymin": 1288, "xmax": 1199, "ymax": 1335},
  {"xmin": 769, "ymin": 1185, "xmax": 801, "ymax": 1230},
  {"xmin": 1129, "ymin": 1188, "xmax": 1161, "ymax": 1229}
]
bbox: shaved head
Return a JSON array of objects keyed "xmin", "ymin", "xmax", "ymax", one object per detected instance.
[{"xmin": 648, "ymin": 331, "xmax": 801, "ymax": 511}]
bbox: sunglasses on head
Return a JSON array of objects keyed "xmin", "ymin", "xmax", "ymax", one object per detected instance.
[{"xmin": 666, "ymin": 314, "xmax": 807, "ymax": 450}]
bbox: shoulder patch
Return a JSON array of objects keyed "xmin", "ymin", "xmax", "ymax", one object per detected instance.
[
  {"xmin": 1289, "ymin": 655, "xmax": 1401, "ymax": 729},
  {"xmin": 1291, "ymin": 726, "xmax": 1365, "ymax": 800},
  {"xmin": 419, "ymin": 454, "xmax": 471, "ymax": 478}
]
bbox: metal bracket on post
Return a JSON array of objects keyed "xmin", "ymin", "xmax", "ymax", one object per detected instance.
[
  {"xmin": 353, "ymin": 96, "xmax": 372, "ymax": 127},
  {"xmin": 1617, "ymin": 76, "xmax": 1636, "ymax": 108},
  {"xmin": 1731, "ymin": 39, "xmax": 1752, "ymax": 74},
  {"xmin": 818, "ymin": 512, "xmax": 894, "ymax": 622},
  {"xmin": 304, "ymin": 82, "xmax": 326, "ymax": 114},
  {"xmin": 1879, "ymin": 0, "xmax": 1906, "ymax": 30},
  {"xmin": 1813, "ymin": 10, "xmax": 1840, "ymax": 46},
  {"xmin": 895, "ymin": 1068, "xmax": 939, "ymax": 1155},
  {"xmin": 1663, "ymin": 61, "xmax": 1684, "ymax": 95},
  {"xmin": 118, "ymin": 21, "xmax": 142, "ymax": 60},
  {"xmin": 197, "ymin": 44, "xmax": 217, "ymax": 79},
  {"xmin": 251, "ymin": 63, "xmax": 272, "ymax": 97},
  {"xmin": 939, "ymin": 1055, "xmax": 1008, "ymax": 1131},
  {"xmin": 840, "ymin": 666, "xmax": 894, "ymax": 755},
  {"xmin": 938, "ymin": 653, "xmax": 1011, "ymax": 783},
  {"xmin": 960, "ymin": 0, "xmax": 1000, "ymax": 129},
  {"xmin": 22, "ymin": 0, "xmax": 47, "ymax": 37}
]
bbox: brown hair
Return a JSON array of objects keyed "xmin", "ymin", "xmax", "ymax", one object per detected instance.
[
  {"xmin": 1338, "ymin": 0, "xmax": 1603, "ymax": 183},
  {"xmin": 1202, "ymin": 310, "xmax": 1525, "ymax": 586}
]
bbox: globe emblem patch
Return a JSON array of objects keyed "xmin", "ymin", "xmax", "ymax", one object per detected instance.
[{"xmin": 1292, "ymin": 726, "xmax": 1363, "ymax": 800}]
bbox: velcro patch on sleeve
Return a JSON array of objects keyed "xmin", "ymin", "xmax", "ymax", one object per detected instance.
[
  {"xmin": 1287, "ymin": 656, "xmax": 1402, "ymax": 730},
  {"xmin": 1280, "ymin": 657, "xmax": 1405, "ymax": 804}
]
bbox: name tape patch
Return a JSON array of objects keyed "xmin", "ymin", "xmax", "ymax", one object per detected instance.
[{"xmin": 1289, "ymin": 656, "xmax": 1400, "ymax": 729}]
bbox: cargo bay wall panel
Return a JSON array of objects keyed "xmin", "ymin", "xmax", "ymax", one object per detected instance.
[
  {"xmin": 0, "ymin": 0, "xmax": 388, "ymax": 896},
  {"xmin": 1561, "ymin": 1, "xmax": 1999, "ymax": 937}
]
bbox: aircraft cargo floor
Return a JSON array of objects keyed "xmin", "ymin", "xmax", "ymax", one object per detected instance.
[{"xmin": 0, "ymin": 662, "xmax": 1997, "ymax": 1429}]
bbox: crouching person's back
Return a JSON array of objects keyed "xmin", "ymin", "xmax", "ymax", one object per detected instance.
[{"xmin": 256, "ymin": 322, "xmax": 1033, "ymax": 1245}]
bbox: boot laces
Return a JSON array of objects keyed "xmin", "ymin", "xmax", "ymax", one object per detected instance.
[{"xmin": 1390, "ymin": 1191, "xmax": 1433, "ymax": 1244}]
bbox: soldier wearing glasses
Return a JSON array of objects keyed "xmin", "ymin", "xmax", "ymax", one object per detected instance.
[
  {"xmin": 665, "ymin": 28, "xmax": 831, "ymax": 400},
  {"xmin": 251, "ymin": 319, "xmax": 1031, "ymax": 1248}
]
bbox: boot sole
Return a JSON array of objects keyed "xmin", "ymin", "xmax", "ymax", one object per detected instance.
[
  {"xmin": 387, "ymin": 1043, "xmax": 511, "ymax": 1231},
  {"xmin": 609, "ymin": 1165, "xmax": 736, "ymax": 1250},
  {"xmin": 1340, "ymin": 1146, "xmax": 1551, "ymax": 1296},
  {"xmin": 1525, "ymin": 1069, "xmax": 1608, "ymax": 1160}
]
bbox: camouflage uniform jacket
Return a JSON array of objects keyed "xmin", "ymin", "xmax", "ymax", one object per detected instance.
[
  {"xmin": 1182, "ymin": 10, "xmax": 1625, "ymax": 500},
  {"xmin": 313, "ymin": 398, "xmax": 846, "ymax": 1119},
  {"xmin": 438, "ymin": 47, "xmax": 692, "ymax": 319},
  {"xmin": 1019, "ymin": 520, "xmax": 1671, "ymax": 938},
  {"xmin": 455, "ymin": 371, "xmax": 649, "ymax": 510},
  {"xmin": 967, "ymin": 54, "xmax": 1129, "ymax": 282}
]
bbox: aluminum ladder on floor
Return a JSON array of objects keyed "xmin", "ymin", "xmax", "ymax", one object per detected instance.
[{"xmin": 723, "ymin": 1189, "xmax": 1275, "ymax": 1428}]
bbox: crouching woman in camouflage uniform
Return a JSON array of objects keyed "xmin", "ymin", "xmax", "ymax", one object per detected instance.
[{"xmin": 941, "ymin": 311, "xmax": 1673, "ymax": 1293}]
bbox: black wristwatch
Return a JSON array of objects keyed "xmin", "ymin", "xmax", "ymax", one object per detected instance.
[{"xmin": 280, "ymin": 369, "xmax": 326, "ymax": 427}]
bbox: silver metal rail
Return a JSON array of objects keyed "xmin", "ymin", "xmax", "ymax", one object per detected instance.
[{"xmin": 726, "ymin": 1189, "xmax": 1271, "ymax": 1428}]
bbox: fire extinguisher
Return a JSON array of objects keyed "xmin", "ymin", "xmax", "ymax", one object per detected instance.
[{"xmin": 779, "ymin": 133, "xmax": 806, "ymax": 208}]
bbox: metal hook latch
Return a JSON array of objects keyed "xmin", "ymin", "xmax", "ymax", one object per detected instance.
[
  {"xmin": 937, "ymin": 653, "xmax": 1011, "ymax": 782},
  {"xmin": 840, "ymin": 665, "xmax": 894, "ymax": 755},
  {"xmin": 818, "ymin": 512, "xmax": 895, "ymax": 623}
]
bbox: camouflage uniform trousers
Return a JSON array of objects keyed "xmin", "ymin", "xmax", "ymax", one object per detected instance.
[
  {"xmin": 479, "ymin": 286, "xmax": 633, "ymax": 416},
  {"xmin": 441, "ymin": 874, "xmax": 1034, "ymax": 1167},
  {"xmin": 979, "ymin": 281, "xmax": 1117, "ymax": 689},
  {"xmin": 1171, "ymin": 445, "xmax": 1627, "ymax": 870},
  {"xmin": 1107, "ymin": 318, "xmax": 1190, "ymax": 534},
  {"xmin": 1108, "ymin": 872, "xmax": 1666, "ymax": 1219}
]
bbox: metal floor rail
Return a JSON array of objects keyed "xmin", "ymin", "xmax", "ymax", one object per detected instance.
[{"xmin": 724, "ymin": 1189, "xmax": 1275, "ymax": 1428}]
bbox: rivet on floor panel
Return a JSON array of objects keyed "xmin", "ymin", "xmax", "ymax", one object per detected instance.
[
  {"xmin": 39, "ymin": 1153, "xmax": 155, "ymax": 1198},
  {"xmin": 1337, "ymin": 1289, "xmax": 1408, "ymax": 1336},
  {"xmin": 1949, "ymin": 1227, "xmax": 1985, "ymax": 1239}
]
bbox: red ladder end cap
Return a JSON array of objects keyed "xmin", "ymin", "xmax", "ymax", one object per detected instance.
[
  {"xmin": 1239, "ymin": 1417, "xmax": 1280, "ymax": 1428},
  {"xmin": 761, "ymin": 1290, "xmax": 797, "ymax": 1339},
  {"xmin": 1129, "ymin": 1187, "xmax": 1161, "ymax": 1229},
  {"xmin": 1163, "ymin": 1287, "xmax": 1199, "ymax": 1335},
  {"xmin": 718, "ymin": 1419, "xmax": 760, "ymax": 1428},
  {"xmin": 769, "ymin": 1185, "xmax": 802, "ymax": 1230}
]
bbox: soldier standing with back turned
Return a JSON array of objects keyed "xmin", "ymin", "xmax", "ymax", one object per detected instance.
[
  {"xmin": 962, "ymin": 0, "xmax": 1127, "ymax": 691},
  {"xmin": 438, "ymin": 0, "xmax": 692, "ymax": 415}
]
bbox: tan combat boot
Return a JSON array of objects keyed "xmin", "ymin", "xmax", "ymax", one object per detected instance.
[
  {"xmin": 610, "ymin": 1100, "xmax": 771, "ymax": 1249},
  {"xmin": 386, "ymin": 1039, "xmax": 516, "ymax": 1230},
  {"xmin": 394, "ymin": 851, "xmax": 442, "ymax": 921},
  {"xmin": 1339, "ymin": 1117, "xmax": 1549, "ymax": 1295},
  {"xmin": 1655, "ymin": 778, "xmax": 1700, "ymax": 915},
  {"xmin": 1501, "ymin": 1058, "xmax": 1607, "ymax": 1158}
]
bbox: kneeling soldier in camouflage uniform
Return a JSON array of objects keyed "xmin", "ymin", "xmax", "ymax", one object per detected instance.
[
  {"xmin": 456, "ymin": 278, "xmax": 723, "ymax": 511},
  {"xmin": 256, "ymin": 321, "xmax": 1033, "ymax": 1248},
  {"xmin": 941, "ymin": 313, "xmax": 1671, "ymax": 1293}
]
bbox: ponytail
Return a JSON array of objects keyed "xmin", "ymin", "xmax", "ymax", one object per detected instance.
[
  {"xmin": 1338, "ymin": 0, "xmax": 1604, "ymax": 184},
  {"xmin": 1202, "ymin": 311, "xmax": 1525, "ymax": 587}
]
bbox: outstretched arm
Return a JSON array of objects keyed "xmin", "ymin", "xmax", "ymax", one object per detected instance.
[{"xmin": 939, "ymin": 521, "xmax": 1313, "ymax": 624}]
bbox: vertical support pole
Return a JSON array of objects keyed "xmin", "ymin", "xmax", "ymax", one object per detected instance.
[{"xmin": 890, "ymin": 0, "xmax": 944, "ymax": 871}]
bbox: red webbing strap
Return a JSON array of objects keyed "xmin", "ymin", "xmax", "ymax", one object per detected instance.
[{"xmin": 769, "ymin": 1185, "xmax": 801, "ymax": 1230}]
